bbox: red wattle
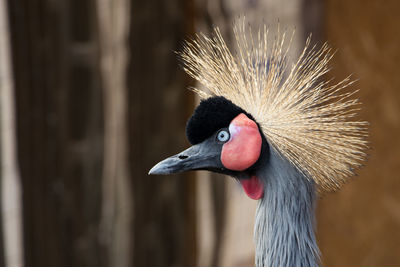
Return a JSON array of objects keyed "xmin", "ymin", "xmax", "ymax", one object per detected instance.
[{"xmin": 240, "ymin": 175, "xmax": 264, "ymax": 200}]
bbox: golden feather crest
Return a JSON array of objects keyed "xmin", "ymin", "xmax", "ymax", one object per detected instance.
[{"xmin": 179, "ymin": 22, "xmax": 368, "ymax": 192}]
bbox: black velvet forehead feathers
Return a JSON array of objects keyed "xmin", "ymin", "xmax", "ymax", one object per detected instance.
[{"xmin": 186, "ymin": 96, "xmax": 255, "ymax": 144}]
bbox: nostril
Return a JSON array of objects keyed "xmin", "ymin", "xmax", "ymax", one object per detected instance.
[{"xmin": 178, "ymin": 155, "xmax": 188, "ymax": 160}]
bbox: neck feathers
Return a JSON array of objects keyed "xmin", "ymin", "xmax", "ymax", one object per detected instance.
[{"xmin": 254, "ymin": 148, "xmax": 319, "ymax": 267}]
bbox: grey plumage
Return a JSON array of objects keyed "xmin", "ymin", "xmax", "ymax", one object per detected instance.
[{"xmin": 254, "ymin": 148, "xmax": 319, "ymax": 266}]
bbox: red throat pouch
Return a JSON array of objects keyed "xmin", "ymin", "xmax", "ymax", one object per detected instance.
[{"xmin": 240, "ymin": 175, "xmax": 264, "ymax": 200}]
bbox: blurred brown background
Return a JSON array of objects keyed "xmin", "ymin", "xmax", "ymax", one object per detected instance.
[
  {"xmin": 318, "ymin": 0, "xmax": 400, "ymax": 266},
  {"xmin": 0, "ymin": 0, "xmax": 399, "ymax": 267}
]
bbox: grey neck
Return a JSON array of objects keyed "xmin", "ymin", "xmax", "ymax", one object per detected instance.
[{"xmin": 254, "ymin": 148, "xmax": 319, "ymax": 267}]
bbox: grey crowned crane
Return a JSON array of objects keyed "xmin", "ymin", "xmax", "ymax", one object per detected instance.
[{"xmin": 149, "ymin": 22, "xmax": 368, "ymax": 267}]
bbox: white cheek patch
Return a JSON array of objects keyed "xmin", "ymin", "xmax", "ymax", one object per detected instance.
[{"xmin": 228, "ymin": 123, "xmax": 241, "ymax": 140}]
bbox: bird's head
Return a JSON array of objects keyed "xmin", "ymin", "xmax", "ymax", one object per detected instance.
[
  {"xmin": 149, "ymin": 22, "xmax": 368, "ymax": 196},
  {"xmin": 149, "ymin": 96, "xmax": 268, "ymax": 200}
]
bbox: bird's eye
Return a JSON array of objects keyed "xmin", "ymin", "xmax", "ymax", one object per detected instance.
[{"xmin": 217, "ymin": 130, "xmax": 230, "ymax": 142}]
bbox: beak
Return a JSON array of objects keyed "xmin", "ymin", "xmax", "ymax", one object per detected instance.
[{"xmin": 148, "ymin": 140, "xmax": 222, "ymax": 175}]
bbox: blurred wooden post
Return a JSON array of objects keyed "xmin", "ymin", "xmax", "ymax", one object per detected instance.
[
  {"xmin": 0, "ymin": 0, "xmax": 24, "ymax": 266},
  {"xmin": 128, "ymin": 0, "xmax": 196, "ymax": 266},
  {"xmin": 7, "ymin": 0, "xmax": 106, "ymax": 266},
  {"xmin": 97, "ymin": 0, "xmax": 132, "ymax": 266}
]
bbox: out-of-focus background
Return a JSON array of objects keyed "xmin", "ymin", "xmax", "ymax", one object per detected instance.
[{"xmin": 0, "ymin": 0, "xmax": 399, "ymax": 266}]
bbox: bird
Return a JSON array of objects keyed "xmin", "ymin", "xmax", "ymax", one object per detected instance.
[{"xmin": 149, "ymin": 21, "xmax": 368, "ymax": 267}]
